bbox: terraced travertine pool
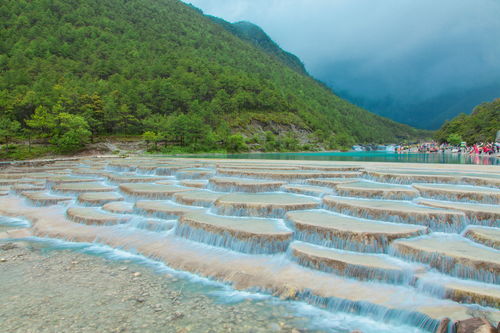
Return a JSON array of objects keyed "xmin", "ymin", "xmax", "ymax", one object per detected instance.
[{"xmin": 0, "ymin": 157, "xmax": 499, "ymax": 333}]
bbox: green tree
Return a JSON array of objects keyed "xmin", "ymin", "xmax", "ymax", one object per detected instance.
[
  {"xmin": 281, "ymin": 133, "xmax": 300, "ymax": 151},
  {"xmin": 142, "ymin": 114, "xmax": 170, "ymax": 134},
  {"xmin": 51, "ymin": 113, "xmax": 91, "ymax": 153},
  {"xmin": 446, "ymin": 133, "xmax": 462, "ymax": 146},
  {"xmin": 263, "ymin": 131, "xmax": 280, "ymax": 151},
  {"xmin": 78, "ymin": 94, "xmax": 105, "ymax": 142},
  {"xmin": 225, "ymin": 134, "xmax": 248, "ymax": 153},
  {"xmin": 168, "ymin": 114, "xmax": 190, "ymax": 146},
  {"xmin": 143, "ymin": 131, "xmax": 162, "ymax": 151},
  {"xmin": 334, "ymin": 132, "xmax": 355, "ymax": 149},
  {"xmin": 25, "ymin": 105, "xmax": 57, "ymax": 139},
  {"xmin": 0, "ymin": 116, "xmax": 21, "ymax": 150},
  {"xmin": 21, "ymin": 127, "xmax": 34, "ymax": 153}
]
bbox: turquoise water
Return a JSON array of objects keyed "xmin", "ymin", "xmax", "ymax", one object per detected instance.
[{"xmin": 176, "ymin": 151, "xmax": 498, "ymax": 165}]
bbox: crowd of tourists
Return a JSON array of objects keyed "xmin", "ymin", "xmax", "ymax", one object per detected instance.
[{"xmin": 396, "ymin": 142, "xmax": 500, "ymax": 155}]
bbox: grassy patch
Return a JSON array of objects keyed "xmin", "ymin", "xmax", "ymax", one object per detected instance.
[{"xmin": 0, "ymin": 144, "xmax": 56, "ymax": 161}]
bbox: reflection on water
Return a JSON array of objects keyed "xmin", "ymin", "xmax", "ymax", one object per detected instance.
[{"xmin": 174, "ymin": 152, "xmax": 498, "ymax": 165}]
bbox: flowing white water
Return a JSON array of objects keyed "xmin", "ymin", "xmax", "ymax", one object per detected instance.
[
  {"xmin": 1, "ymin": 157, "xmax": 499, "ymax": 332},
  {"xmin": 0, "ymin": 236, "xmax": 426, "ymax": 333}
]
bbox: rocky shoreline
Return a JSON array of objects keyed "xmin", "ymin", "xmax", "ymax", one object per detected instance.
[{"xmin": 0, "ymin": 241, "xmax": 309, "ymax": 333}]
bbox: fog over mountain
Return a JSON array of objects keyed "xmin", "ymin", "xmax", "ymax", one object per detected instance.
[{"xmin": 185, "ymin": 0, "xmax": 500, "ymax": 129}]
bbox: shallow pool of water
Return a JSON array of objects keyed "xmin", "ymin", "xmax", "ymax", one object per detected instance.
[{"xmin": 171, "ymin": 152, "xmax": 498, "ymax": 165}]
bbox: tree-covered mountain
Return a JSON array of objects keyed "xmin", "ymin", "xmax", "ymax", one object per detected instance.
[
  {"xmin": 207, "ymin": 17, "xmax": 307, "ymax": 75},
  {"xmin": 435, "ymin": 98, "xmax": 500, "ymax": 144},
  {"xmin": 0, "ymin": 0, "xmax": 428, "ymax": 155}
]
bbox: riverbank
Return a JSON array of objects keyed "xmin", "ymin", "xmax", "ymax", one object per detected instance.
[{"xmin": 0, "ymin": 240, "xmax": 311, "ymax": 333}]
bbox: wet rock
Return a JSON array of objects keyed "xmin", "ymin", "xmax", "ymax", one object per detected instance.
[
  {"xmin": 464, "ymin": 226, "xmax": 500, "ymax": 250},
  {"xmin": 0, "ymin": 242, "xmax": 17, "ymax": 251},
  {"xmin": 268, "ymin": 322, "xmax": 281, "ymax": 331},
  {"xmin": 134, "ymin": 200, "xmax": 203, "ymax": 219},
  {"xmin": 275, "ymin": 285, "xmax": 298, "ymax": 300},
  {"xmin": 323, "ymin": 195, "xmax": 466, "ymax": 232},
  {"xmin": 336, "ymin": 180, "xmax": 418, "ymax": 200},
  {"xmin": 152, "ymin": 304, "xmax": 163, "ymax": 312},
  {"xmin": 290, "ymin": 241, "xmax": 422, "ymax": 284},
  {"xmin": 416, "ymin": 198, "xmax": 499, "ymax": 226},
  {"xmin": 392, "ymin": 235, "xmax": 500, "ymax": 283},
  {"xmin": 455, "ymin": 318, "xmax": 496, "ymax": 333},
  {"xmin": 119, "ymin": 183, "xmax": 192, "ymax": 199},
  {"xmin": 66, "ymin": 207, "xmax": 130, "ymax": 225},
  {"xmin": 214, "ymin": 192, "xmax": 320, "ymax": 218},
  {"xmin": 173, "ymin": 190, "xmax": 222, "ymax": 207},
  {"xmin": 177, "ymin": 212, "xmax": 292, "ymax": 254},
  {"xmin": 170, "ymin": 311, "xmax": 184, "ymax": 321},
  {"xmin": 209, "ymin": 177, "xmax": 286, "ymax": 193},
  {"xmin": 436, "ymin": 318, "xmax": 451, "ymax": 333},
  {"xmin": 53, "ymin": 182, "xmax": 116, "ymax": 193},
  {"xmin": 21, "ymin": 191, "xmax": 73, "ymax": 206},
  {"xmin": 102, "ymin": 201, "xmax": 134, "ymax": 214},
  {"xmin": 286, "ymin": 209, "xmax": 427, "ymax": 253},
  {"xmin": 78, "ymin": 192, "xmax": 124, "ymax": 205}
]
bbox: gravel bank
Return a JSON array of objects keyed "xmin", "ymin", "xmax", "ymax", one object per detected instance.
[{"xmin": 0, "ymin": 241, "xmax": 311, "ymax": 333}]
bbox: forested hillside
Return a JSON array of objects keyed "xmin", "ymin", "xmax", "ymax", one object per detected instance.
[
  {"xmin": 435, "ymin": 98, "xmax": 500, "ymax": 144},
  {"xmin": 0, "ymin": 0, "xmax": 427, "ymax": 155},
  {"xmin": 207, "ymin": 17, "xmax": 308, "ymax": 75}
]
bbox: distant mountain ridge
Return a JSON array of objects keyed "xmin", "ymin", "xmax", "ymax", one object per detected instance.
[{"xmin": 338, "ymin": 81, "xmax": 500, "ymax": 130}]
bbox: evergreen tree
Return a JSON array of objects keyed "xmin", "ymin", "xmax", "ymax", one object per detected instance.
[{"xmin": 0, "ymin": 116, "xmax": 21, "ymax": 150}]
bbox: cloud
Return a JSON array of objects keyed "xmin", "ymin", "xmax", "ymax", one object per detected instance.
[{"xmin": 185, "ymin": 0, "xmax": 500, "ymax": 103}]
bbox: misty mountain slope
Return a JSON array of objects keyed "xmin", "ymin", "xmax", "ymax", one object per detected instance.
[
  {"xmin": 338, "ymin": 81, "xmax": 500, "ymax": 130},
  {"xmin": 185, "ymin": 0, "xmax": 500, "ymax": 131},
  {"xmin": 1, "ymin": 0, "xmax": 427, "ymax": 149}
]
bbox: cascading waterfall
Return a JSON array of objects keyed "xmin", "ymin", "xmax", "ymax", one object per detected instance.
[
  {"xmin": 1, "ymin": 156, "xmax": 499, "ymax": 333},
  {"xmin": 174, "ymin": 223, "xmax": 292, "ymax": 254}
]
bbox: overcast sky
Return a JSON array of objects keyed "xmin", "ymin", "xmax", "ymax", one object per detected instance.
[{"xmin": 185, "ymin": 0, "xmax": 500, "ymax": 104}]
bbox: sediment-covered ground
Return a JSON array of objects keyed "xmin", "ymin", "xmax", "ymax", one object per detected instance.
[{"xmin": 0, "ymin": 241, "xmax": 318, "ymax": 333}]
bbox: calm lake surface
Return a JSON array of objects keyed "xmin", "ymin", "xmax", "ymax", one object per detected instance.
[{"xmin": 176, "ymin": 151, "xmax": 499, "ymax": 165}]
